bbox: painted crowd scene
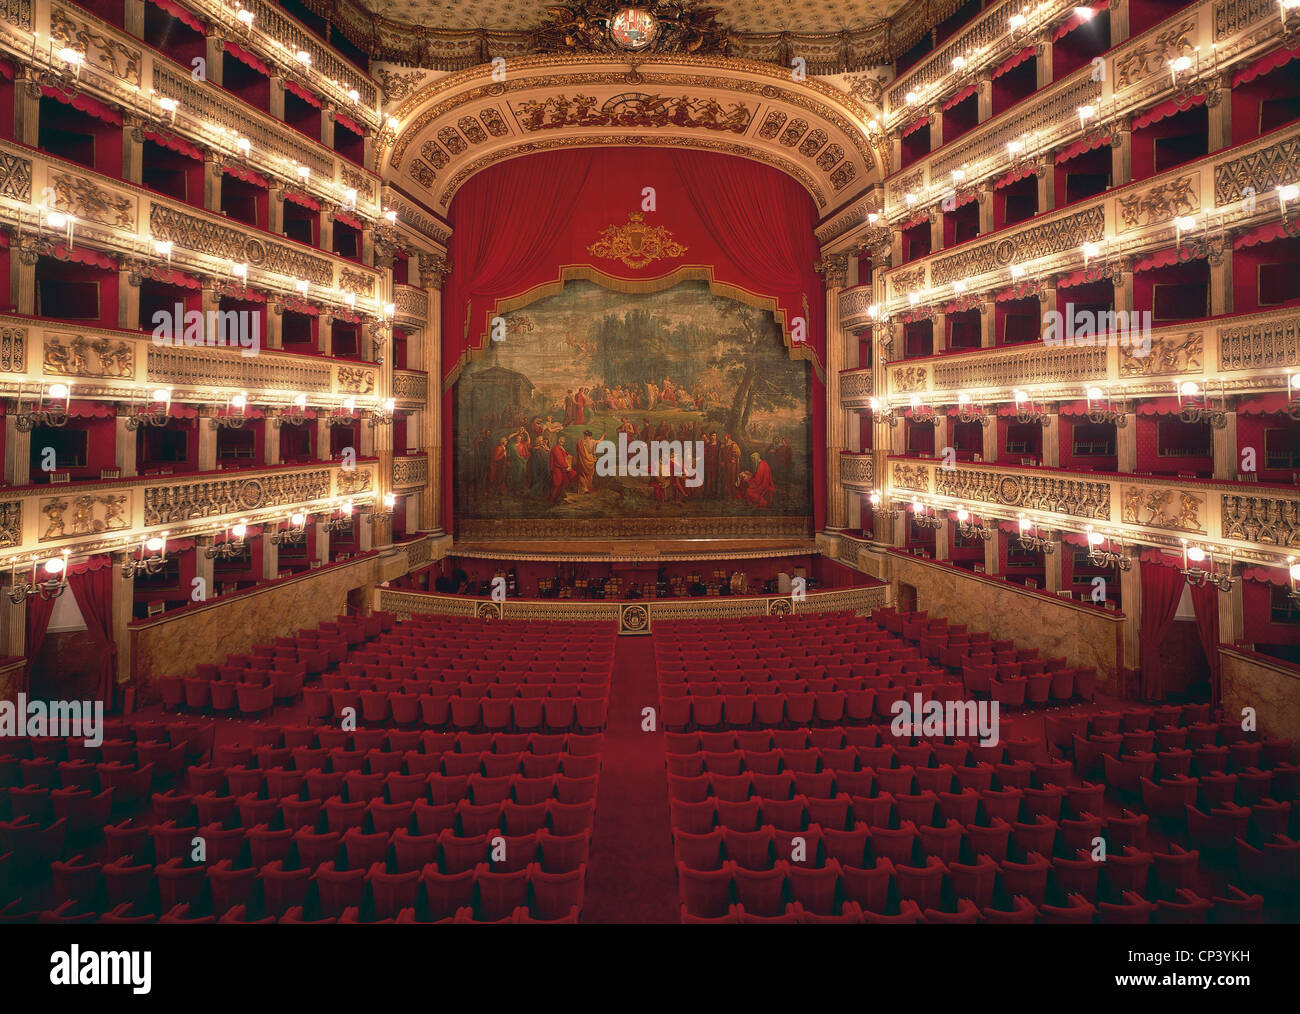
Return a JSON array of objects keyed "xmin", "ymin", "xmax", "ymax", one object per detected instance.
[{"xmin": 454, "ymin": 280, "xmax": 811, "ymax": 526}]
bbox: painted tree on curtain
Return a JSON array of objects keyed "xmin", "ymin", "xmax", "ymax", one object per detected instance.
[{"xmin": 454, "ymin": 279, "xmax": 811, "ymax": 538}]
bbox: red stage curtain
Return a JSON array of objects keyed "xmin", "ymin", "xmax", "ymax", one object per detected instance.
[
  {"xmin": 70, "ymin": 565, "xmax": 115, "ymax": 705},
  {"xmin": 1189, "ymin": 580, "xmax": 1222, "ymax": 707},
  {"xmin": 440, "ymin": 147, "xmax": 827, "ymax": 533},
  {"xmin": 24, "ymin": 592, "xmax": 57, "ymax": 694},
  {"xmin": 1139, "ymin": 559, "xmax": 1186, "ymax": 701}
]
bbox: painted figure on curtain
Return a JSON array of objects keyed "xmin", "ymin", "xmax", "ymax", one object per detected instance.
[{"xmin": 455, "ymin": 280, "xmax": 811, "ymax": 535}]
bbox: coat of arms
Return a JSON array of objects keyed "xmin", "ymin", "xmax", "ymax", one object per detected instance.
[{"xmin": 586, "ymin": 212, "xmax": 687, "ymax": 269}]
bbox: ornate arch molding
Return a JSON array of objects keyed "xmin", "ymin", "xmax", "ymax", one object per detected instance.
[{"xmin": 379, "ymin": 55, "xmax": 887, "ymax": 216}]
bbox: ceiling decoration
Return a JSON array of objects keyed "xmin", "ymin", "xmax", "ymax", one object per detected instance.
[
  {"xmin": 380, "ymin": 55, "xmax": 885, "ymax": 214},
  {"xmin": 294, "ymin": 0, "xmax": 960, "ymax": 73}
]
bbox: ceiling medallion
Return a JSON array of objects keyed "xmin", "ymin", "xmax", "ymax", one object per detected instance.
[
  {"xmin": 587, "ymin": 212, "xmax": 688, "ymax": 268},
  {"xmin": 532, "ymin": 1, "xmax": 732, "ymax": 57}
]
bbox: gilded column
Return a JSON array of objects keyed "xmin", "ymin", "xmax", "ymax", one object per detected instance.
[
  {"xmin": 419, "ymin": 252, "xmax": 449, "ymax": 535},
  {"xmin": 818, "ymin": 252, "xmax": 849, "ymax": 532}
]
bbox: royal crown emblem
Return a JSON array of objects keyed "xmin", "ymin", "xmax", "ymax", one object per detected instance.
[{"xmin": 586, "ymin": 212, "xmax": 687, "ymax": 269}]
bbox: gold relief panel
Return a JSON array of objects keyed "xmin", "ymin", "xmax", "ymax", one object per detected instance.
[
  {"xmin": 892, "ymin": 463, "xmax": 930, "ymax": 493},
  {"xmin": 1218, "ymin": 312, "xmax": 1300, "ymax": 373},
  {"xmin": 1117, "ymin": 175, "xmax": 1199, "ymax": 232},
  {"xmin": 338, "ymin": 268, "xmax": 377, "ymax": 297},
  {"xmin": 49, "ymin": 171, "xmax": 134, "ymax": 230},
  {"xmin": 0, "ymin": 501, "xmax": 20, "ymax": 548},
  {"xmin": 1120, "ymin": 331, "xmax": 1203, "ymax": 377},
  {"xmin": 891, "ymin": 267, "xmax": 926, "ymax": 297},
  {"xmin": 44, "ymin": 334, "xmax": 133, "ymax": 378},
  {"xmin": 50, "ymin": 4, "xmax": 142, "ymax": 87},
  {"xmin": 587, "ymin": 213, "xmax": 688, "ymax": 270},
  {"xmin": 1222, "ymin": 494, "xmax": 1300, "ymax": 550},
  {"xmin": 1114, "ymin": 18, "xmax": 1198, "ymax": 89},
  {"xmin": 1214, "ymin": 134, "xmax": 1300, "ymax": 208},
  {"xmin": 393, "ymin": 456, "xmax": 428, "ymax": 490},
  {"xmin": 337, "ymin": 468, "xmax": 374, "ymax": 497},
  {"xmin": 1121, "ymin": 486, "xmax": 1205, "ymax": 534},
  {"xmin": 337, "ymin": 366, "xmax": 376, "ymax": 395},
  {"xmin": 511, "ymin": 93, "xmax": 752, "ymax": 134},
  {"xmin": 392, "ymin": 371, "xmax": 429, "ymax": 403},
  {"xmin": 40, "ymin": 494, "xmax": 129, "ymax": 542},
  {"xmin": 928, "ymin": 206, "xmax": 1106, "ymax": 287},
  {"xmin": 0, "ymin": 326, "xmax": 26, "ymax": 374},
  {"xmin": 839, "ymin": 454, "xmax": 873, "ymax": 487},
  {"xmin": 891, "ymin": 365, "xmax": 928, "ymax": 393},
  {"xmin": 149, "ymin": 344, "xmax": 332, "ymax": 392}
]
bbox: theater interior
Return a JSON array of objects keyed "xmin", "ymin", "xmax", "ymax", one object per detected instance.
[{"xmin": 0, "ymin": 0, "xmax": 1297, "ymax": 938}]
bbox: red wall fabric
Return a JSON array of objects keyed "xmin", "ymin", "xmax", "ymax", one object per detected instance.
[{"xmin": 440, "ymin": 147, "xmax": 827, "ymax": 534}]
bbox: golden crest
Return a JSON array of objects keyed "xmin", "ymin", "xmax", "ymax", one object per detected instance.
[{"xmin": 586, "ymin": 212, "xmax": 687, "ymax": 269}]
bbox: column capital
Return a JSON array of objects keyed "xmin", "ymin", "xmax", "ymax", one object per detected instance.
[{"xmin": 815, "ymin": 253, "xmax": 849, "ymax": 289}]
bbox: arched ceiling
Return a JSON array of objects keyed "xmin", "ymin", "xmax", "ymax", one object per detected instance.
[{"xmin": 380, "ymin": 55, "xmax": 887, "ymax": 221}]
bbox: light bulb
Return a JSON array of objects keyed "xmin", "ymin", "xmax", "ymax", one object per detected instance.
[
  {"xmin": 1086, "ymin": 386, "xmax": 1105, "ymax": 401},
  {"xmin": 152, "ymin": 388, "xmax": 171, "ymax": 403},
  {"xmin": 1180, "ymin": 381, "xmax": 1200, "ymax": 397},
  {"xmin": 956, "ymin": 508, "xmax": 970, "ymax": 523},
  {"xmin": 1013, "ymin": 390, "xmax": 1028, "ymax": 403},
  {"xmin": 49, "ymin": 383, "xmax": 69, "ymax": 400},
  {"xmin": 1175, "ymin": 215, "xmax": 1196, "ymax": 231},
  {"xmin": 291, "ymin": 512, "xmax": 306, "ymax": 526},
  {"xmin": 44, "ymin": 557, "xmax": 65, "ymax": 576},
  {"xmin": 146, "ymin": 537, "xmax": 165, "ymax": 552},
  {"xmin": 231, "ymin": 393, "xmax": 247, "ymax": 409},
  {"xmin": 232, "ymin": 523, "xmax": 247, "ymax": 539},
  {"xmin": 1088, "ymin": 530, "xmax": 1105, "ymax": 545},
  {"xmin": 293, "ymin": 393, "xmax": 307, "ymax": 408}
]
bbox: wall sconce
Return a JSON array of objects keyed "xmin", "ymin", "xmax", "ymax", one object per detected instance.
[
  {"xmin": 368, "ymin": 398, "xmax": 396, "ymax": 428},
  {"xmin": 206, "ymin": 521, "xmax": 248, "ymax": 560},
  {"xmin": 42, "ymin": 206, "xmax": 76, "ymax": 251},
  {"xmin": 235, "ymin": 6, "xmax": 255, "ymax": 30},
  {"xmin": 1287, "ymin": 372, "xmax": 1300, "ymax": 420},
  {"xmin": 1081, "ymin": 241, "xmax": 1102, "ymax": 266},
  {"xmin": 372, "ymin": 494, "xmax": 396, "ymax": 524},
  {"xmin": 1180, "ymin": 539, "xmax": 1237, "ymax": 592},
  {"xmin": 1085, "ymin": 385, "xmax": 1128, "ymax": 425},
  {"xmin": 126, "ymin": 388, "xmax": 173, "ymax": 429},
  {"xmin": 955, "ymin": 506, "xmax": 991, "ymax": 541},
  {"xmin": 329, "ymin": 398, "xmax": 357, "ymax": 427},
  {"xmin": 909, "ymin": 393, "xmax": 937, "ymax": 425},
  {"xmin": 153, "ymin": 238, "xmax": 173, "ymax": 264},
  {"xmin": 869, "ymin": 489, "xmax": 900, "ymax": 521},
  {"xmin": 1086, "ymin": 526, "xmax": 1131, "ymax": 570},
  {"xmin": 1278, "ymin": 184, "xmax": 1300, "ymax": 228},
  {"xmin": 277, "ymin": 393, "xmax": 308, "ymax": 427},
  {"xmin": 870, "ymin": 396, "xmax": 899, "ymax": 426},
  {"xmin": 1017, "ymin": 514, "xmax": 1055, "ymax": 553},
  {"xmin": 8, "ymin": 550, "xmax": 70, "ymax": 604},
  {"xmin": 1280, "ymin": 0, "xmax": 1300, "ymax": 31},
  {"xmin": 1287, "ymin": 556, "xmax": 1300, "ymax": 602},
  {"xmin": 271, "ymin": 512, "xmax": 309, "ymax": 546},
  {"xmin": 1177, "ymin": 379, "xmax": 1227, "ymax": 428},
  {"xmin": 910, "ymin": 500, "xmax": 942, "ymax": 530},
  {"xmin": 324, "ymin": 501, "xmax": 354, "ymax": 533},
  {"xmin": 15, "ymin": 382, "xmax": 71, "ymax": 431},
  {"xmin": 210, "ymin": 392, "xmax": 249, "ymax": 429},
  {"xmin": 122, "ymin": 533, "xmax": 169, "ymax": 579},
  {"xmin": 957, "ymin": 392, "xmax": 989, "ymax": 425},
  {"xmin": 1013, "ymin": 389, "xmax": 1050, "ymax": 426}
]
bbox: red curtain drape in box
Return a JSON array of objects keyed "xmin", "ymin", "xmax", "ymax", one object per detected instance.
[
  {"xmin": 1138, "ymin": 558, "xmax": 1186, "ymax": 701},
  {"xmin": 22, "ymin": 593, "xmax": 57, "ymax": 694},
  {"xmin": 70, "ymin": 566, "xmax": 115, "ymax": 705},
  {"xmin": 440, "ymin": 147, "xmax": 827, "ymax": 533},
  {"xmin": 1189, "ymin": 579, "xmax": 1222, "ymax": 707}
]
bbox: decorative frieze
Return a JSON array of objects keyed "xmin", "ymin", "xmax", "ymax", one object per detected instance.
[
  {"xmin": 934, "ymin": 467, "xmax": 1111, "ymax": 520},
  {"xmin": 1218, "ymin": 312, "xmax": 1300, "ymax": 373},
  {"xmin": 1214, "ymin": 133, "xmax": 1300, "ymax": 207},
  {"xmin": 892, "ymin": 463, "xmax": 931, "ymax": 493},
  {"xmin": 929, "ymin": 206, "xmax": 1105, "ymax": 286},
  {"xmin": 40, "ymin": 494, "xmax": 130, "ymax": 542},
  {"xmin": 393, "ymin": 455, "xmax": 429, "ymax": 490},
  {"xmin": 148, "ymin": 204, "xmax": 336, "ymax": 286},
  {"xmin": 148, "ymin": 344, "xmax": 332, "ymax": 392},
  {"xmin": 44, "ymin": 335, "xmax": 133, "ymax": 378},
  {"xmin": 392, "ymin": 371, "xmax": 429, "ymax": 403},
  {"xmin": 143, "ymin": 470, "xmax": 333, "ymax": 526},
  {"xmin": 0, "ymin": 502, "xmax": 20, "ymax": 548},
  {"xmin": 394, "ymin": 286, "xmax": 429, "ymax": 323},
  {"xmin": 1120, "ymin": 331, "xmax": 1203, "ymax": 377},
  {"xmin": 0, "ymin": 327, "xmax": 26, "ymax": 374},
  {"xmin": 0, "ymin": 151, "xmax": 32, "ymax": 202},
  {"xmin": 840, "ymin": 369, "xmax": 873, "ymax": 404},
  {"xmin": 1222, "ymin": 494, "xmax": 1300, "ymax": 549},
  {"xmin": 51, "ymin": 4, "xmax": 142, "ymax": 88},
  {"xmin": 838, "ymin": 453, "xmax": 873, "ymax": 487},
  {"xmin": 337, "ymin": 366, "xmax": 376, "ymax": 395},
  {"xmin": 931, "ymin": 344, "xmax": 1105, "ymax": 391},
  {"xmin": 1117, "ymin": 174, "xmax": 1199, "ymax": 231}
]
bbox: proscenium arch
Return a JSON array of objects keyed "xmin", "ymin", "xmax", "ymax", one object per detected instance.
[{"xmin": 379, "ymin": 53, "xmax": 887, "ymax": 218}]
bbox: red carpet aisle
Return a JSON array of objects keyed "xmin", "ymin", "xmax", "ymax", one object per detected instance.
[{"xmin": 582, "ymin": 636, "xmax": 679, "ymax": 923}]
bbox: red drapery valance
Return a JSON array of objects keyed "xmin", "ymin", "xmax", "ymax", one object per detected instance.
[
  {"xmin": 994, "ymin": 164, "xmax": 1034, "ymax": 190},
  {"xmin": 285, "ymin": 190, "xmax": 321, "ymax": 211},
  {"xmin": 148, "ymin": 0, "xmax": 204, "ymax": 32},
  {"xmin": 149, "ymin": 268, "xmax": 201, "ymax": 290},
  {"xmin": 334, "ymin": 209, "xmax": 364, "ymax": 230},
  {"xmin": 1133, "ymin": 245, "xmax": 1183, "ymax": 272},
  {"xmin": 441, "ymin": 146, "xmax": 827, "ymax": 534},
  {"xmin": 1234, "ymin": 221, "xmax": 1291, "ymax": 250},
  {"xmin": 1238, "ymin": 391, "xmax": 1293, "ymax": 414},
  {"xmin": 942, "ymin": 84, "xmax": 977, "ymax": 111},
  {"xmin": 1054, "ymin": 0, "xmax": 1109, "ymax": 40},
  {"xmin": 1135, "ymin": 397, "xmax": 1188, "ymax": 416},
  {"xmin": 41, "ymin": 86, "xmax": 122, "ymax": 126},
  {"xmin": 0, "ymin": 58, "xmax": 16, "ymax": 81},
  {"xmin": 144, "ymin": 129, "xmax": 203, "ymax": 161},
  {"xmin": 285, "ymin": 79, "xmax": 322, "ymax": 108},
  {"xmin": 1132, "ymin": 93, "xmax": 1205, "ymax": 131},
  {"xmin": 334, "ymin": 111, "xmax": 363, "ymax": 135},
  {"xmin": 1055, "ymin": 133, "xmax": 1109, "ymax": 164},
  {"xmin": 1232, "ymin": 44, "xmax": 1300, "ymax": 87},
  {"xmin": 945, "ymin": 189, "xmax": 979, "ymax": 211},
  {"xmin": 1240, "ymin": 564, "xmax": 1290, "ymax": 587},
  {"xmin": 52, "ymin": 245, "xmax": 118, "ymax": 270},
  {"xmin": 223, "ymin": 164, "xmax": 270, "ymax": 188},
  {"xmin": 993, "ymin": 46, "xmax": 1035, "ymax": 79},
  {"xmin": 225, "ymin": 41, "xmax": 271, "ymax": 76},
  {"xmin": 901, "ymin": 115, "xmax": 929, "ymax": 138},
  {"xmin": 66, "ymin": 399, "xmax": 115, "ymax": 419}
]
